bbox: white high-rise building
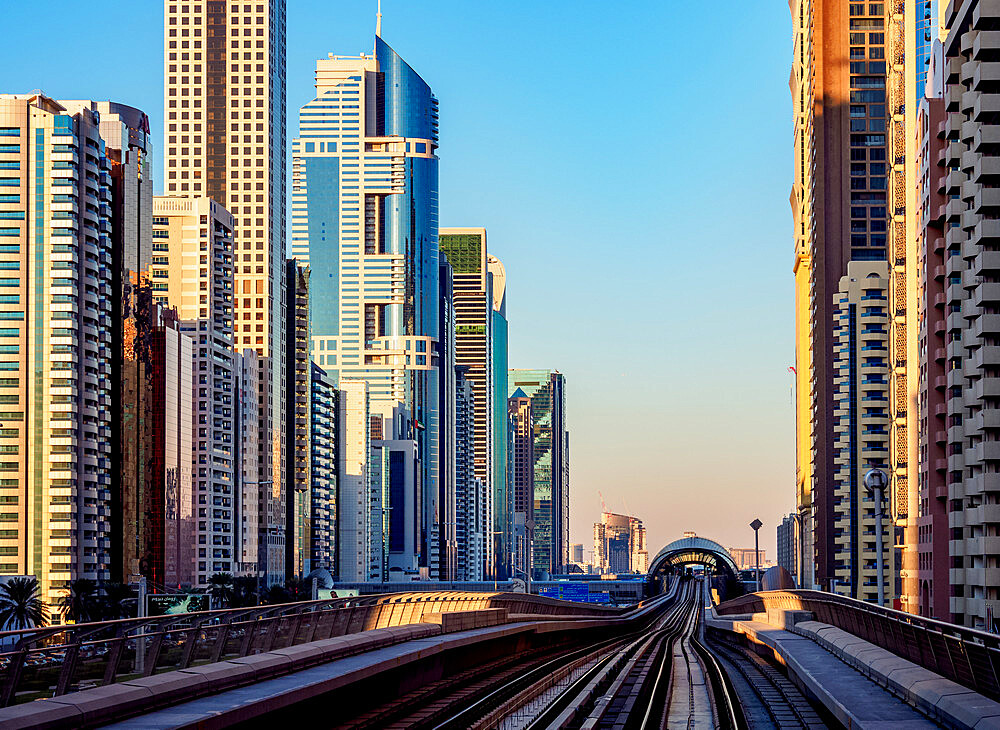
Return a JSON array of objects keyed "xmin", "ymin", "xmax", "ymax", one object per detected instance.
[
  {"xmin": 0, "ymin": 94, "xmax": 115, "ymax": 607},
  {"xmin": 152, "ymin": 196, "xmax": 236, "ymax": 585},
  {"xmin": 164, "ymin": 0, "xmax": 287, "ymax": 584},
  {"xmin": 338, "ymin": 379, "xmax": 370, "ymax": 582}
]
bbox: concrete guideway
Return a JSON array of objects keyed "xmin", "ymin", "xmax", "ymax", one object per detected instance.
[{"xmin": 705, "ymin": 605, "xmax": 1000, "ymax": 729}]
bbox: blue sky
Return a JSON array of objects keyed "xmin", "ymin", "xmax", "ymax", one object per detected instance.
[{"xmin": 2, "ymin": 1, "xmax": 794, "ymax": 558}]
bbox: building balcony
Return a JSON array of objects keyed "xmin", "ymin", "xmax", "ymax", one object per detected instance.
[{"xmin": 972, "ymin": 314, "xmax": 1000, "ymax": 338}]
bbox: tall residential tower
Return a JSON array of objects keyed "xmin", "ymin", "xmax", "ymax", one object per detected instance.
[
  {"xmin": 791, "ymin": 0, "xmax": 889, "ymax": 591},
  {"xmin": 164, "ymin": 0, "xmax": 287, "ymax": 584}
]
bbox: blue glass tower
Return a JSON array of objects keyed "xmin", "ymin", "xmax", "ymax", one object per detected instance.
[{"xmin": 292, "ymin": 36, "xmax": 440, "ymax": 576}]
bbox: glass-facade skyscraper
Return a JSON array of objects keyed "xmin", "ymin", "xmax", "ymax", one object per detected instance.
[
  {"xmin": 293, "ymin": 35, "xmax": 440, "ymax": 575},
  {"xmin": 508, "ymin": 370, "xmax": 568, "ymax": 578}
]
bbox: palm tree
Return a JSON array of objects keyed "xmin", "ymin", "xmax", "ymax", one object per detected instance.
[
  {"xmin": 207, "ymin": 572, "xmax": 234, "ymax": 609},
  {"xmin": 231, "ymin": 576, "xmax": 259, "ymax": 608},
  {"xmin": 0, "ymin": 576, "xmax": 47, "ymax": 630},
  {"xmin": 99, "ymin": 582, "xmax": 134, "ymax": 620},
  {"xmin": 59, "ymin": 578, "xmax": 99, "ymax": 624}
]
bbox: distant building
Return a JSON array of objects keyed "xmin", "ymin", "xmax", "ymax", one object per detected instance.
[
  {"xmin": 776, "ymin": 514, "xmax": 798, "ymax": 584},
  {"xmin": 594, "ymin": 513, "xmax": 646, "ymax": 574},
  {"xmin": 508, "ymin": 370, "xmax": 569, "ymax": 578},
  {"xmin": 508, "ymin": 388, "xmax": 533, "ymax": 582},
  {"xmin": 726, "ymin": 547, "xmax": 767, "ymax": 571},
  {"xmin": 571, "ymin": 544, "xmax": 584, "ymax": 564}
]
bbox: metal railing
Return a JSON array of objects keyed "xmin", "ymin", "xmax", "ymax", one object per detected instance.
[
  {"xmin": 716, "ymin": 589, "xmax": 1000, "ymax": 701},
  {"xmin": 0, "ymin": 590, "xmax": 620, "ymax": 707}
]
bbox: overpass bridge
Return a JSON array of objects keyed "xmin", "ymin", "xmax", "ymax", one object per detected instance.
[{"xmin": 1, "ymin": 539, "xmax": 999, "ymax": 728}]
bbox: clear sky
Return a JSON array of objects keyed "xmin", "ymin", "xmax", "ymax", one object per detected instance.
[{"xmin": 1, "ymin": 1, "xmax": 795, "ymax": 560}]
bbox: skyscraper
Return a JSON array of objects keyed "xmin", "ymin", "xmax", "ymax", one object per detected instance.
[
  {"xmin": 164, "ymin": 0, "xmax": 287, "ymax": 585},
  {"xmin": 439, "ymin": 228, "xmax": 494, "ymax": 577},
  {"xmin": 152, "ymin": 196, "xmax": 236, "ymax": 585},
  {"xmin": 0, "ymin": 94, "xmax": 116, "ymax": 607},
  {"xmin": 292, "ymin": 31, "xmax": 440, "ymax": 578},
  {"xmin": 508, "ymin": 370, "xmax": 569, "ymax": 577},
  {"xmin": 791, "ymin": 0, "xmax": 889, "ymax": 592}
]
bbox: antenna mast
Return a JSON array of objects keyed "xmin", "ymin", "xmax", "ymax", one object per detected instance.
[{"xmin": 376, "ymin": 0, "xmax": 382, "ymax": 37}]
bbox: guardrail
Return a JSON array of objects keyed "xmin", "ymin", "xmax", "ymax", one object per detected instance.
[
  {"xmin": 716, "ymin": 589, "xmax": 1000, "ymax": 702},
  {"xmin": 0, "ymin": 590, "xmax": 620, "ymax": 707}
]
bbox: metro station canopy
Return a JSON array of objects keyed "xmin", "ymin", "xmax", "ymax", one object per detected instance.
[{"xmin": 647, "ymin": 536, "xmax": 740, "ymax": 580}]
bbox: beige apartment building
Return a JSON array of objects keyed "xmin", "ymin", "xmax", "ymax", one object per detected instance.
[
  {"xmin": 152, "ymin": 196, "xmax": 236, "ymax": 585},
  {"xmin": 831, "ymin": 261, "xmax": 896, "ymax": 603},
  {"xmin": 164, "ymin": 0, "xmax": 287, "ymax": 583}
]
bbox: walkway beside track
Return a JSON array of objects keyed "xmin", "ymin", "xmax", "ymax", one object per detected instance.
[{"xmin": 706, "ymin": 612, "xmax": 945, "ymax": 729}]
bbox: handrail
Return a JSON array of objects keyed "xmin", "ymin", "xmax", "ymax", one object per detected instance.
[{"xmin": 0, "ymin": 590, "xmax": 620, "ymax": 707}]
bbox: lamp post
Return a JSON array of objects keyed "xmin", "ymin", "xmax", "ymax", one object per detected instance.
[
  {"xmin": 864, "ymin": 468, "xmax": 888, "ymax": 607},
  {"xmin": 750, "ymin": 519, "xmax": 763, "ymax": 592}
]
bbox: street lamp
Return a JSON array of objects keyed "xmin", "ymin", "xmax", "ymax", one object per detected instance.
[
  {"xmin": 864, "ymin": 467, "xmax": 888, "ymax": 607},
  {"xmin": 750, "ymin": 518, "xmax": 763, "ymax": 592}
]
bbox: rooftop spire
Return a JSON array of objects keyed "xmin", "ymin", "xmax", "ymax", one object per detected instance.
[{"xmin": 376, "ymin": 0, "xmax": 382, "ymax": 38}]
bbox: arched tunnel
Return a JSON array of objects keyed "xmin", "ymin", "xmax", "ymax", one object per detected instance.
[{"xmin": 645, "ymin": 535, "xmax": 743, "ymax": 601}]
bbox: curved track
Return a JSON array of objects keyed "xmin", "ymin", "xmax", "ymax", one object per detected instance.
[{"xmin": 332, "ymin": 578, "xmax": 830, "ymax": 730}]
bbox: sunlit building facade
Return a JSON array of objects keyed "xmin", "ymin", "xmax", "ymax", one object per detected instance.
[
  {"xmin": 337, "ymin": 379, "xmax": 370, "ymax": 582},
  {"xmin": 791, "ymin": 0, "xmax": 889, "ymax": 592},
  {"xmin": 938, "ymin": 0, "xmax": 1000, "ymax": 630},
  {"xmin": 0, "ymin": 94, "xmax": 117, "ymax": 607},
  {"xmin": 152, "ymin": 196, "xmax": 235, "ymax": 586},
  {"xmin": 915, "ymin": 51, "xmax": 949, "ymax": 620},
  {"xmin": 508, "ymin": 370, "xmax": 569, "ymax": 577},
  {"xmin": 439, "ymin": 228, "xmax": 494, "ymax": 578},
  {"xmin": 293, "ymin": 35, "xmax": 440, "ymax": 578},
  {"xmin": 163, "ymin": 0, "xmax": 287, "ymax": 585}
]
